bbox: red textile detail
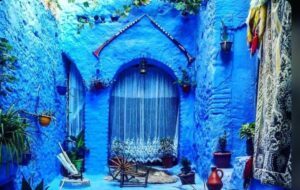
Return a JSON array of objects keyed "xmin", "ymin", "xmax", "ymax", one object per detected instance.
[
  {"xmin": 250, "ymin": 33, "xmax": 259, "ymax": 55},
  {"xmin": 243, "ymin": 156, "xmax": 253, "ymax": 179}
]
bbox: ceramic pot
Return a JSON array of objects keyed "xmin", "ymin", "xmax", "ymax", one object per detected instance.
[
  {"xmin": 206, "ymin": 166, "xmax": 223, "ymax": 190},
  {"xmin": 110, "ymin": 15, "xmax": 120, "ymax": 22},
  {"xmin": 56, "ymin": 86, "xmax": 67, "ymax": 95},
  {"xmin": 0, "ymin": 163, "xmax": 17, "ymax": 186},
  {"xmin": 162, "ymin": 155, "xmax": 173, "ymax": 168},
  {"xmin": 39, "ymin": 115, "xmax": 52, "ymax": 127},
  {"xmin": 0, "ymin": 147, "xmax": 17, "ymax": 186},
  {"xmin": 213, "ymin": 151, "xmax": 231, "ymax": 168},
  {"xmin": 179, "ymin": 172, "xmax": 195, "ymax": 185},
  {"xmin": 182, "ymin": 84, "xmax": 191, "ymax": 93},
  {"xmin": 220, "ymin": 41, "xmax": 232, "ymax": 52}
]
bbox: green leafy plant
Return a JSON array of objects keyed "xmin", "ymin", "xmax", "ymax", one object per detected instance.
[
  {"xmin": 76, "ymin": 15, "xmax": 93, "ymax": 34},
  {"xmin": 0, "ymin": 38, "xmax": 17, "ymax": 98},
  {"xmin": 180, "ymin": 157, "xmax": 192, "ymax": 174},
  {"xmin": 21, "ymin": 176, "xmax": 49, "ymax": 190},
  {"xmin": 221, "ymin": 21, "xmax": 229, "ymax": 41},
  {"xmin": 133, "ymin": 0, "xmax": 151, "ymax": 6},
  {"xmin": 66, "ymin": 130, "xmax": 88, "ymax": 171},
  {"xmin": 218, "ymin": 131, "xmax": 228, "ymax": 153},
  {"xmin": 165, "ymin": 0, "xmax": 202, "ymax": 15},
  {"xmin": 175, "ymin": 67, "xmax": 196, "ymax": 87},
  {"xmin": 159, "ymin": 137, "xmax": 175, "ymax": 157},
  {"xmin": 240, "ymin": 122, "xmax": 255, "ymax": 140},
  {"xmin": 0, "ymin": 106, "xmax": 30, "ymax": 164}
]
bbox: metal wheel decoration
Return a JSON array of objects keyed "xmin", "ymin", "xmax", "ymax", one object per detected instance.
[{"xmin": 108, "ymin": 156, "xmax": 135, "ymax": 182}]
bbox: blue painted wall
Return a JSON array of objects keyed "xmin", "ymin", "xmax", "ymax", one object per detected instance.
[
  {"xmin": 193, "ymin": 0, "xmax": 258, "ymax": 182},
  {"xmin": 0, "ymin": 0, "xmax": 285, "ymax": 189},
  {"xmin": 0, "ymin": 0, "xmax": 66, "ymax": 188},
  {"xmin": 58, "ymin": 0, "xmax": 197, "ymax": 174}
]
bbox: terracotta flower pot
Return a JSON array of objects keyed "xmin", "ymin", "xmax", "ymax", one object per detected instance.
[
  {"xmin": 162, "ymin": 155, "xmax": 174, "ymax": 168},
  {"xmin": 182, "ymin": 84, "xmax": 191, "ymax": 93},
  {"xmin": 179, "ymin": 172, "xmax": 195, "ymax": 185},
  {"xmin": 213, "ymin": 151, "xmax": 231, "ymax": 168},
  {"xmin": 39, "ymin": 115, "xmax": 52, "ymax": 127},
  {"xmin": 206, "ymin": 166, "xmax": 223, "ymax": 190},
  {"xmin": 220, "ymin": 41, "xmax": 232, "ymax": 52}
]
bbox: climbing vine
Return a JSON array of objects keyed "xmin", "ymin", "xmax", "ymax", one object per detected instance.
[{"xmin": 0, "ymin": 38, "xmax": 17, "ymax": 98}]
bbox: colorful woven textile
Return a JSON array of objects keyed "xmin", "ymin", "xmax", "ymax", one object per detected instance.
[{"xmin": 253, "ymin": 0, "xmax": 292, "ymax": 188}]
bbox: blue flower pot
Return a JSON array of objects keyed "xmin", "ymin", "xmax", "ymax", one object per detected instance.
[
  {"xmin": 0, "ymin": 163, "xmax": 17, "ymax": 186},
  {"xmin": 56, "ymin": 86, "xmax": 67, "ymax": 95}
]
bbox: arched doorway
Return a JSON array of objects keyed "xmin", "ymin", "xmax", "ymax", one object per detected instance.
[{"xmin": 109, "ymin": 62, "xmax": 179, "ymax": 163}]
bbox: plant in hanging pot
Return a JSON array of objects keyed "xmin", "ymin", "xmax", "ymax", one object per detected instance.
[
  {"xmin": 110, "ymin": 10, "xmax": 121, "ymax": 22},
  {"xmin": 174, "ymin": 67, "xmax": 196, "ymax": 93},
  {"xmin": 133, "ymin": 0, "xmax": 151, "ymax": 6},
  {"xmin": 213, "ymin": 131, "xmax": 231, "ymax": 168},
  {"xmin": 165, "ymin": 0, "xmax": 202, "ymax": 16},
  {"xmin": 220, "ymin": 21, "xmax": 233, "ymax": 52},
  {"xmin": 178, "ymin": 157, "xmax": 195, "ymax": 185},
  {"xmin": 38, "ymin": 110, "xmax": 54, "ymax": 127},
  {"xmin": 240, "ymin": 122, "xmax": 255, "ymax": 156},
  {"xmin": 0, "ymin": 106, "xmax": 30, "ymax": 185},
  {"xmin": 90, "ymin": 77, "xmax": 113, "ymax": 91},
  {"xmin": 158, "ymin": 137, "xmax": 175, "ymax": 168}
]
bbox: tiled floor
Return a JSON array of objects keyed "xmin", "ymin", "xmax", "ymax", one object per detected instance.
[
  {"xmin": 48, "ymin": 165, "xmax": 206, "ymax": 190},
  {"xmin": 48, "ymin": 174, "xmax": 205, "ymax": 190}
]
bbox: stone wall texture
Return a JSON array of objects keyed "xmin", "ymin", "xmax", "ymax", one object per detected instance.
[
  {"xmin": 58, "ymin": 0, "xmax": 198, "ymax": 174},
  {"xmin": 193, "ymin": 0, "xmax": 258, "ymax": 180},
  {"xmin": 0, "ymin": 0, "xmax": 283, "ymax": 189},
  {"xmin": 0, "ymin": 0, "xmax": 66, "ymax": 188}
]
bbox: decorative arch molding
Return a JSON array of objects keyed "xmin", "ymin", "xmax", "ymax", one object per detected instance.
[{"xmin": 93, "ymin": 14, "xmax": 195, "ymax": 65}]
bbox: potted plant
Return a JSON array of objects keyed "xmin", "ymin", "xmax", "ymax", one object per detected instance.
[
  {"xmin": 0, "ymin": 106, "xmax": 30, "ymax": 185},
  {"xmin": 90, "ymin": 77, "xmax": 113, "ymax": 91},
  {"xmin": 213, "ymin": 131, "xmax": 231, "ymax": 168},
  {"xmin": 240, "ymin": 122, "xmax": 255, "ymax": 156},
  {"xmin": 65, "ymin": 130, "xmax": 89, "ymax": 172},
  {"xmin": 220, "ymin": 21, "xmax": 232, "ymax": 52},
  {"xmin": 159, "ymin": 137, "xmax": 175, "ymax": 168},
  {"xmin": 133, "ymin": 0, "xmax": 151, "ymax": 6},
  {"xmin": 175, "ymin": 67, "xmax": 196, "ymax": 93},
  {"xmin": 165, "ymin": 0, "xmax": 202, "ymax": 16},
  {"xmin": 21, "ymin": 176, "xmax": 49, "ymax": 190},
  {"xmin": 110, "ymin": 10, "xmax": 121, "ymax": 22},
  {"xmin": 20, "ymin": 148, "xmax": 32, "ymax": 166},
  {"xmin": 38, "ymin": 110, "xmax": 54, "ymax": 127},
  {"xmin": 178, "ymin": 157, "xmax": 195, "ymax": 185}
]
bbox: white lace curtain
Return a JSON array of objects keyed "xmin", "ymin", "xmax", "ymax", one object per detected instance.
[
  {"xmin": 109, "ymin": 66, "xmax": 179, "ymax": 162},
  {"xmin": 68, "ymin": 63, "xmax": 85, "ymax": 137}
]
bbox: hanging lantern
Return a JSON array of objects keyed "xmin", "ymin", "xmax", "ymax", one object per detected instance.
[{"xmin": 139, "ymin": 58, "xmax": 147, "ymax": 74}]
